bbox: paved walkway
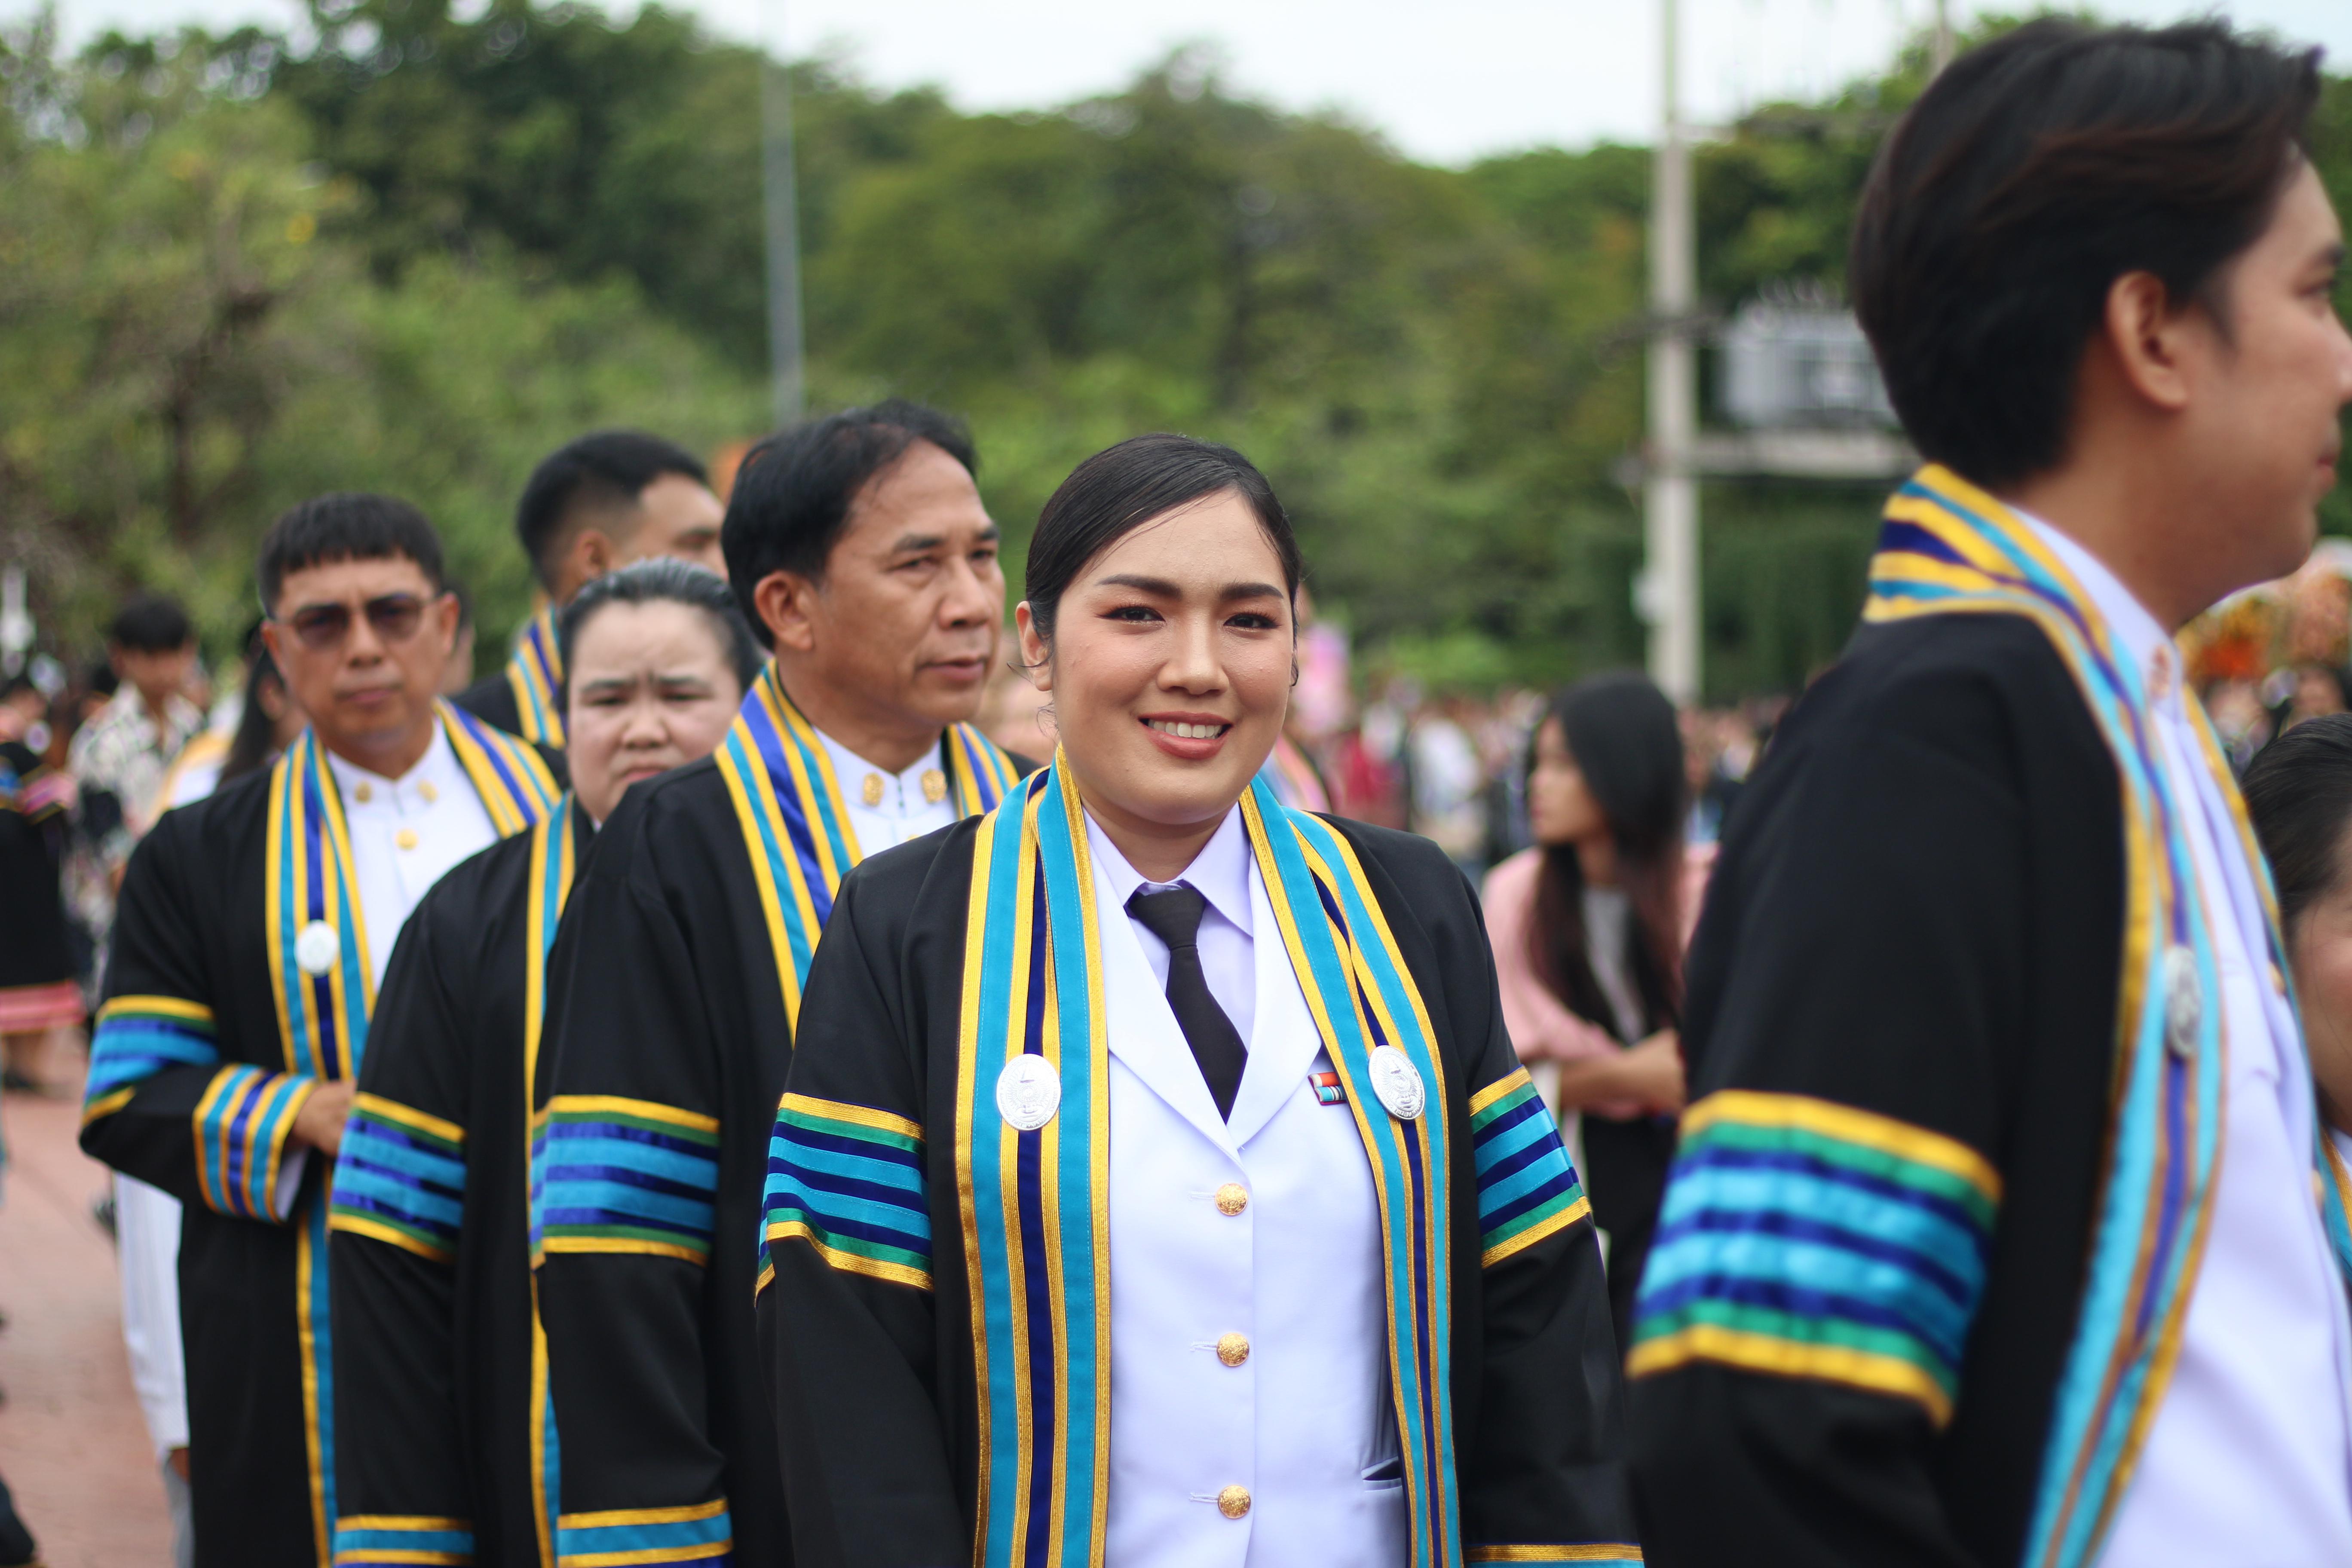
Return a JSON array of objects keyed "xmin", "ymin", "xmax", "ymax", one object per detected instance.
[{"xmin": 2, "ymin": 1044, "xmax": 173, "ymax": 1568}]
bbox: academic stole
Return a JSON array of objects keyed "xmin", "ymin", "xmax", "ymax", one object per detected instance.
[
  {"xmin": 504, "ymin": 605, "xmax": 567, "ymax": 748},
  {"xmin": 523, "ymin": 796, "xmax": 579, "ymax": 1568},
  {"xmin": 715, "ymin": 662, "xmax": 1020, "ymax": 1031},
  {"xmin": 265, "ymin": 702, "xmax": 558, "ymax": 1564},
  {"xmin": 954, "ymin": 758, "xmax": 1463, "ymax": 1568},
  {"xmin": 1866, "ymin": 464, "xmax": 2300, "ymax": 1568}
]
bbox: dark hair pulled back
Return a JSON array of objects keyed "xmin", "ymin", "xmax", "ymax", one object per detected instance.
[
  {"xmin": 1024, "ymin": 434, "xmax": 1301, "ymax": 645},
  {"xmin": 2244, "ymin": 714, "xmax": 2352, "ymax": 937}
]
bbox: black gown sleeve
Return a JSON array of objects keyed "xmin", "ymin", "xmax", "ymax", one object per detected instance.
[
  {"xmin": 82, "ymin": 808, "xmax": 318, "ymax": 1219},
  {"xmin": 1440, "ymin": 862, "xmax": 1640, "ymax": 1560},
  {"xmin": 1624, "ymin": 650, "xmax": 2032, "ymax": 1567},
  {"xmin": 756, "ymin": 844, "xmax": 964, "ymax": 1568},
  {"xmin": 531, "ymin": 805, "xmax": 738, "ymax": 1566},
  {"xmin": 328, "ymin": 888, "xmax": 481, "ymax": 1561},
  {"xmin": 1340, "ymin": 827, "xmax": 1639, "ymax": 1560}
]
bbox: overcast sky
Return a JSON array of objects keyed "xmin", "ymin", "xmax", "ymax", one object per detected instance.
[{"xmin": 36, "ymin": 0, "xmax": 2352, "ymax": 163}]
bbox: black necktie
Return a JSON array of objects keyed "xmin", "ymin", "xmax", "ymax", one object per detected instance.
[{"xmin": 1127, "ymin": 885, "xmax": 1248, "ymax": 1120}]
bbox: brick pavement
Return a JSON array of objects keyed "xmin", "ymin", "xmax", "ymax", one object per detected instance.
[{"xmin": 1, "ymin": 1046, "xmax": 172, "ymax": 1568}]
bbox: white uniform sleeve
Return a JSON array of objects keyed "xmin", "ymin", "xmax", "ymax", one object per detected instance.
[{"xmin": 114, "ymin": 1172, "xmax": 190, "ymax": 1457}]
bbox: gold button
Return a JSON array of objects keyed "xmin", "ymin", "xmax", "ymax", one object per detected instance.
[
  {"xmin": 1216, "ymin": 1332, "xmax": 1250, "ymax": 1367},
  {"xmin": 395, "ymin": 828, "xmax": 420, "ymax": 851},
  {"xmin": 921, "ymin": 767, "xmax": 948, "ymax": 804},
  {"xmin": 861, "ymin": 773, "xmax": 884, "ymax": 807},
  {"xmin": 353, "ymin": 782, "xmax": 373, "ymax": 803},
  {"xmin": 419, "ymin": 780, "xmax": 438, "ymax": 803},
  {"xmin": 1216, "ymin": 1485, "xmax": 1250, "ymax": 1519},
  {"xmin": 1214, "ymin": 1183, "xmax": 1248, "ymax": 1216}
]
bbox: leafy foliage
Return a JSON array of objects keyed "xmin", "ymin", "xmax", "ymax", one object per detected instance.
[{"xmin": 6, "ymin": 5, "xmax": 2349, "ymax": 698}]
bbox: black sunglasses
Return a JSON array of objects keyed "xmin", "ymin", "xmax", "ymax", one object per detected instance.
[{"xmin": 281, "ymin": 593, "xmax": 432, "ymax": 650}]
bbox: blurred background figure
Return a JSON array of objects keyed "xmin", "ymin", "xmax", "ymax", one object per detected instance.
[
  {"xmin": 1481, "ymin": 671, "xmax": 1704, "ymax": 1341},
  {"xmin": 49, "ymin": 595, "xmax": 202, "ymax": 1087},
  {"xmin": 2244, "ymin": 714, "xmax": 2352, "ymax": 1162},
  {"xmin": 0, "ymin": 675, "xmax": 80, "ymax": 1093}
]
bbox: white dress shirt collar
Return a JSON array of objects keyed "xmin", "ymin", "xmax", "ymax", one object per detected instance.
[
  {"xmin": 2012, "ymin": 507, "xmax": 2181, "ymax": 705},
  {"xmin": 1085, "ymin": 802, "xmax": 1255, "ymax": 940},
  {"xmin": 813, "ymin": 725, "xmax": 960, "ymax": 855},
  {"xmin": 322, "ymin": 720, "xmax": 469, "ymax": 812}
]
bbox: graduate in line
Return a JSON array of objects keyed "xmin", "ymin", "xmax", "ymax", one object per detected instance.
[
  {"xmin": 82, "ymin": 496, "xmax": 558, "ymax": 1567},
  {"xmin": 757, "ymin": 433, "xmax": 1637, "ymax": 1566},
  {"xmin": 1625, "ymin": 21, "xmax": 2352, "ymax": 1566},
  {"xmin": 530, "ymin": 401, "xmax": 1027, "ymax": 1566},
  {"xmin": 455, "ymin": 430, "xmax": 726, "ymax": 751},
  {"xmin": 328, "ymin": 560, "xmax": 763, "ymax": 1568}
]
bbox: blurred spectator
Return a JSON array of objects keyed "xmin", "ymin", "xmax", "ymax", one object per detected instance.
[
  {"xmin": 2283, "ymin": 662, "xmax": 2352, "ymax": 735},
  {"xmin": 1481, "ymin": 672, "xmax": 1705, "ymax": 1342},
  {"xmin": 0, "ymin": 675, "xmax": 81, "ymax": 1090},
  {"xmin": 1409, "ymin": 692, "xmax": 1486, "ymax": 875},
  {"xmin": 65, "ymin": 594, "xmax": 203, "ymax": 1002}
]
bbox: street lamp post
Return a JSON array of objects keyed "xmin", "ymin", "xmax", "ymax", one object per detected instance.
[
  {"xmin": 760, "ymin": 3, "xmax": 807, "ymax": 428},
  {"xmin": 1644, "ymin": 0, "xmax": 1701, "ymax": 703}
]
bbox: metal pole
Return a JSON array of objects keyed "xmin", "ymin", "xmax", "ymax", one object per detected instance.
[
  {"xmin": 760, "ymin": 3, "xmax": 806, "ymax": 428},
  {"xmin": 1644, "ymin": 0, "xmax": 1700, "ymax": 703},
  {"xmin": 1931, "ymin": 0, "xmax": 1956, "ymax": 75}
]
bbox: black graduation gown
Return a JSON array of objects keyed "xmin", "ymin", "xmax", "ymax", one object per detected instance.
[
  {"xmin": 78, "ymin": 772, "xmax": 348, "ymax": 1566},
  {"xmin": 532, "ymin": 735, "xmax": 1035, "ymax": 1568},
  {"xmin": 757, "ymin": 812, "xmax": 1639, "ymax": 1566},
  {"xmin": 528, "ymin": 758, "xmax": 809, "ymax": 1568},
  {"xmin": 454, "ymin": 673, "xmax": 524, "ymax": 740},
  {"xmin": 328, "ymin": 802, "xmax": 594, "ymax": 1568},
  {"xmin": 1625, "ymin": 612, "xmax": 2126, "ymax": 1566},
  {"xmin": 456, "ymin": 675, "xmax": 569, "ymax": 789}
]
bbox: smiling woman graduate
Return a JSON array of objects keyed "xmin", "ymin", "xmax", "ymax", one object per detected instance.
[{"xmin": 755, "ymin": 434, "xmax": 1640, "ymax": 1568}]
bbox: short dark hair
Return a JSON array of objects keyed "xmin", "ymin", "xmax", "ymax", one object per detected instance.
[
  {"xmin": 1850, "ymin": 19, "xmax": 2323, "ymax": 490},
  {"xmin": 558, "ymin": 557, "xmax": 766, "ymax": 695},
  {"xmin": 517, "ymin": 431, "xmax": 711, "ymax": 592},
  {"xmin": 109, "ymin": 594, "xmax": 193, "ymax": 653},
  {"xmin": 257, "ymin": 493, "xmax": 447, "ymax": 613},
  {"xmin": 2245, "ymin": 714, "xmax": 2352, "ymax": 937},
  {"xmin": 1024, "ymin": 433, "xmax": 1302, "ymax": 646},
  {"xmin": 720, "ymin": 399, "xmax": 978, "ymax": 645}
]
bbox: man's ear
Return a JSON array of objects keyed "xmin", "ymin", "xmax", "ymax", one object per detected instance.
[
  {"xmin": 2102, "ymin": 269, "xmax": 2201, "ymax": 413},
  {"xmin": 755, "ymin": 570, "xmax": 819, "ymax": 655}
]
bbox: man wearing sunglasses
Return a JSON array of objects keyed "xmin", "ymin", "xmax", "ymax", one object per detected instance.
[
  {"xmin": 455, "ymin": 430, "xmax": 727, "ymax": 752},
  {"xmin": 79, "ymin": 494, "xmax": 559, "ymax": 1568}
]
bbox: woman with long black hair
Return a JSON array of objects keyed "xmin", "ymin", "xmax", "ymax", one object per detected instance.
[
  {"xmin": 756, "ymin": 433, "xmax": 1636, "ymax": 1568},
  {"xmin": 1483, "ymin": 673, "xmax": 1698, "ymax": 1340}
]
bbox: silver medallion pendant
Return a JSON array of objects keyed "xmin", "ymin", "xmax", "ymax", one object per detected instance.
[
  {"xmin": 2164, "ymin": 943, "xmax": 2202, "ymax": 1062},
  {"xmin": 1368, "ymin": 1045, "xmax": 1427, "ymax": 1121},
  {"xmin": 995, "ymin": 1054, "xmax": 1062, "ymax": 1131},
  {"xmin": 295, "ymin": 920, "xmax": 342, "ymax": 978}
]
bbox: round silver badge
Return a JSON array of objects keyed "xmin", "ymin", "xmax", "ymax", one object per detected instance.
[
  {"xmin": 995, "ymin": 1054, "xmax": 1062, "ymax": 1131},
  {"xmin": 295, "ymin": 920, "xmax": 341, "ymax": 978},
  {"xmin": 1368, "ymin": 1045, "xmax": 1427, "ymax": 1121},
  {"xmin": 2164, "ymin": 943, "xmax": 2202, "ymax": 1062}
]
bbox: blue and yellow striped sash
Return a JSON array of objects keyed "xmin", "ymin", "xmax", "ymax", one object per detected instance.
[
  {"xmin": 504, "ymin": 606, "xmax": 566, "ymax": 749},
  {"xmin": 1864, "ymin": 465, "xmax": 2257, "ymax": 1568},
  {"xmin": 271, "ymin": 702, "xmax": 556, "ymax": 1565},
  {"xmin": 715, "ymin": 663, "xmax": 1018, "ymax": 1032},
  {"xmin": 952, "ymin": 756, "xmax": 1463, "ymax": 1568}
]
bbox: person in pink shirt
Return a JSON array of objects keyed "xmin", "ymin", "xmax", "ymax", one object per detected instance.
[{"xmin": 1483, "ymin": 671, "xmax": 1708, "ymax": 1340}]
